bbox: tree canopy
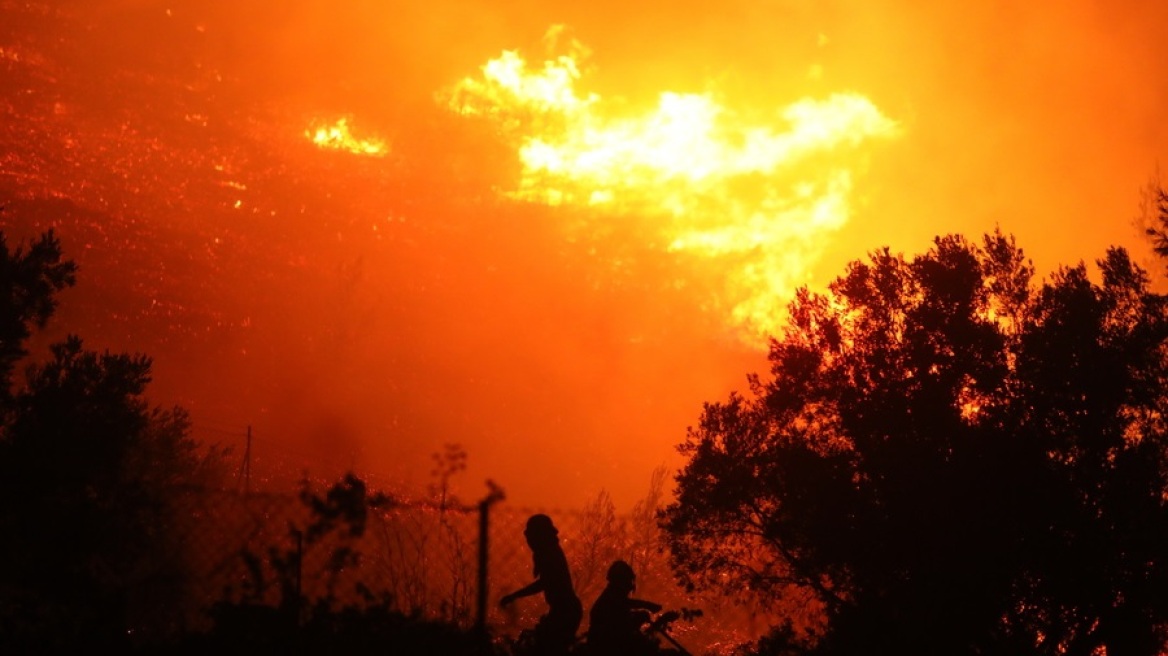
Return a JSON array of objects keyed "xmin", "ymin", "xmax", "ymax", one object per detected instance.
[
  {"xmin": 0, "ymin": 228, "xmax": 215, "ymax": 650},
  {"xmin": 662, "ymin": 230, "xmax": 1168, "ymax": 655},
  {"xmin": 0, "ymin": 228, "xmax": 76, "ymax": 402}
]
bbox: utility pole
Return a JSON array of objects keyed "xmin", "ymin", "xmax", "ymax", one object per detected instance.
[{"xmin": 236, "ymin": 425, "xmax": 252, "ymax": 496}]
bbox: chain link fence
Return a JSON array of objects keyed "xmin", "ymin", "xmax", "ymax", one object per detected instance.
[{"xmin": 168, "ymin": 430, "xmax": 778, "ymax": 654}]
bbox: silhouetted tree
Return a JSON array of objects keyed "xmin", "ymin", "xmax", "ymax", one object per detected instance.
[
  {"xmin": 662, "ymin": 230, "xmax": 1168, "ymax": 655},
  {"xmin": 1141, "ymin": 183, "xmax": 1168, "ymax": 263},
  {"xmin": 0, "ymin": 227, "xmax": 76, "ymax": 403},
  {"xmin": 0, "ymin": 228, "xmax": 217, "ymax": 651}
]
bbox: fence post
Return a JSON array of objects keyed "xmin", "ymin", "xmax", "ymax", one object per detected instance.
[
  {"xmin": 294, "ymin": 528, "xmax": 303, "ymax": 628},
  {"xmin": 476, "ymin": 482, "xmax": 504, "ymax": 653},
  {"xmin": 244, "ymin": 425, "xmax": 251, "ymax": 496},
  {"xmin": 235, "ymin": 425, "xmax": 252, "ymax": 497},
  {"xmin": 476, "ymin": 497, "xmax": 490, "ymax": 635}
]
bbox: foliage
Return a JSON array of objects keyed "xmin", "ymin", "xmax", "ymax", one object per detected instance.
[
  {"xmin": 214, "ymin": 473, "xmax": 392, "ymax": 615},
  {"xmin": 168, "ymin": 602, "xmax": 489, "ymax": 656},
  {"xmin": 1142, "ymin": 183, "xmax": 1168, "ymax": 262},
  {"xmin": 0, "ymin": 227, "xmax": 76, "ymax": 402},
  {"xmin": 662, "ymin": 230, "xmax": 1168, "ymax": 655},
  {"xmin": 0, "ymin": 227, "xmax": 221, "ymax": 651},
  {"xmin": 196, "ymin": 473, "xmax": 492, "ymax": 656}
]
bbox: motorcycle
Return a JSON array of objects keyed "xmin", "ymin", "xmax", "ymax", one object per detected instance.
[
  {"xmin": 503, "ymin": 607, "xmax": 701, "ymax": 656},
  {"xmin": 640, "ymin": 607, "xmax": 700, "ymax": 656}
]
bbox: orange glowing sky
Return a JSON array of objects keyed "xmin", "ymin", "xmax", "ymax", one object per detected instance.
[{"xmin": 2, "ymin": 0, "xmax": 1166, "ymax": 509}]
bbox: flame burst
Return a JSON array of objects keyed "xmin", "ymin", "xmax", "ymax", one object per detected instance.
[
  {"xmin": 307, "ymin": 118, "xmax": 388, "ymax": 156},
  {"xmin": 447, "ymin": 35, "xmax": 900, "ymax": 344}
]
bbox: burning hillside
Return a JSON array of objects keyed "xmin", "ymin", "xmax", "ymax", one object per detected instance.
[
  {"xmin": 445, "ymin": 33, "xmax": 898, "ymax": 341},
  {"xmin": 2, "ymin": 0, "xmax": 1165, "ymax": 510},
  {"xmin": 0, "ymin": 1, "xmax": 766, "ymax": 508}
]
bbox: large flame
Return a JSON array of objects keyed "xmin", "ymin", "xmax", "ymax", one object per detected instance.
[
  {"xmin": 307, "ymin": 118, "xmax": 388, "ymax": 157},
  {"xmin": 447, "ymin": 33, "xmax": 900, "ymax": 344}
]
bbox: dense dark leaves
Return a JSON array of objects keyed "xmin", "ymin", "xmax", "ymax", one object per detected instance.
[
  {"xmin": 0, "ymin": 228, "xmax": 76, "ymax": 401},
  {"xmin": 662, "ymin": 231, "xmax": 1168, "ymax": 655},
  {"xmin": 1144, "ymin": 185, "xmax": 1168, "ymax": 262},
  {"xmin": 0, "ymin": 229, "xmax": 212, "ymax": 651}
]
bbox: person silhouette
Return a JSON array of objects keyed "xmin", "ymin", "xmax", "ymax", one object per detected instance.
[
  {"xmin": 500, "ymin": 514, "xmax": 583, "ymax": 655},
  {"xmin": 586, "ymin": 560, "xmax": 663, "ymax": 656}
]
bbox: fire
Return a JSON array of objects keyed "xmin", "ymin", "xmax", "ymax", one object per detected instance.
[
  {"xmin": 447, "ymin": 32, "xmax": 900, "ymax": 344},
  {"xmin": 307, "ymin": 118, "xmax": 388, "ymax": 157}
]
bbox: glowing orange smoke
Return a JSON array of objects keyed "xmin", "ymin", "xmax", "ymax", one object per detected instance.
[
  {"xmin": 307, "ymin": 118, "xmax": 388, "ymax": 157},
  {"xmin": 447, "ymin": 31, "xmax": 900, "ymax": 344}
]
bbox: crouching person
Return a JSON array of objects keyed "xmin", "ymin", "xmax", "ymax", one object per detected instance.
[{"xmin": 586, "ymin": 560, "xmax": 663, "ymax": 656}]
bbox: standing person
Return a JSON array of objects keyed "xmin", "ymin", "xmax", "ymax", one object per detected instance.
[
  {"xmin": 500, "ymin": 514, "xmax": 583, "ymax": 655},
  {"xmin": 587, "ymin": 560, "xmax": 663, "ymax": 656}
]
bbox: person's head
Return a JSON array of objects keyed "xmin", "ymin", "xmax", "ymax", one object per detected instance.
[
  {"xmin": 524, "ymin": 513, "xmax": 559, "ymax": 549},
  {"xmin": 606, "ymin": 559, "xmax": 636, "ymax": 593}
]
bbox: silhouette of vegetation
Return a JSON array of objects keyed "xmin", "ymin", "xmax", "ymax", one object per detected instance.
[
  {"xmin": 662, "ymin": 228, "xmax": 1168, "ymax": 654},
  {"xmin": 0, "ymin": 228, "xmax": 223, "ymax": 651},
  {"xmin": 0, "ymin": 227, "xmax": 76, "ymax": 401},
  {"xmin": 0, "ymin": 227, "xmax": 492, "ymax": 654},
  {"xmin": 212, "ymin": 474, "xmax": 392, "ymax": 619},
  {"xmin": 1143, "ymin": 183, "xmax": 1168, "ymax": 263},
  {"xmin": 191, "ymin": 473, "xmax": 489, "ymax": 655}
]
